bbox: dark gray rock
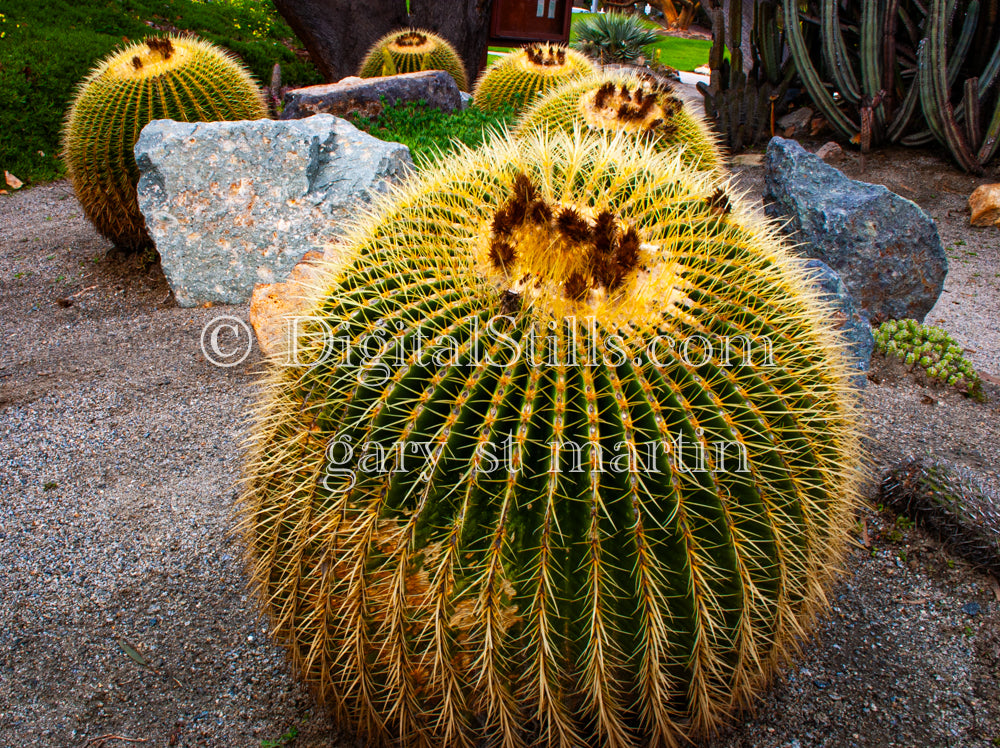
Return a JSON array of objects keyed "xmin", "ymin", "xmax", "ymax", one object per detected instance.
[
  {"xmin": 803, "ymin": 258, "xmax": 874, "ymax": 388},
  {"xmin": 280, "ymin": 70, "xmax": 461, "ymax": 121},
  {"xmin": 763, "ymin": 136, "xmax": 947, "ymax": 323},
  {"xmin": 135, "ymin": 115, "xmax": 413, "ymax": 307}
]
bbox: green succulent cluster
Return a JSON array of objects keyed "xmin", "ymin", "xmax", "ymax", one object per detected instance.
[{"xmin": 874, "ymin": 319, "xmax": 984, "ymax": 401}]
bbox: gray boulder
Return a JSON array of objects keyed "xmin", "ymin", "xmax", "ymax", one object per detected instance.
[
  {"xmin": 763, "ymin": 136, "xmax": 946, "ymax": 323},
  {"xmin": 803, "ymin": 258, "xmax": 873, "ymax": 387},
  {"xmin": 135, "ymin": 114, "xmax": 413, "ymax": 308},
  {"xmin": 280, "ymin": 70, "xmax": 461, "ymax": 121}
]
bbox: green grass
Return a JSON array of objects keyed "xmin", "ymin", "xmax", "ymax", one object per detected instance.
[
  {"xmin": 0, "ymin": 0, "xmax": 321, "ymax": 185},
  {"xmin": 351, "ymin": 101, "xmax": 517, "ymax": 169},
  {"xmin": 485, "ymin": 13, "xmax": 710, "ymax": 76}
]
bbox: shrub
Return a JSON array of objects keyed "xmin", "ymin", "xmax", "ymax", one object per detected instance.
[
  {"xmin": 350, "ymin": 101, "xmax": 517, "ymax": 168},
  {"xmin": 571, "ymin": 11, "xmax": 662, "ymax": 64}
]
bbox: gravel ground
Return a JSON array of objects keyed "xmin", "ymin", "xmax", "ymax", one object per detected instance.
[{"xmin": 1, "ymin": 146, "xmax": 999, "ymax": 747}]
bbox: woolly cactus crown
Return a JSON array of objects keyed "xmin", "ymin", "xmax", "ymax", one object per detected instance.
[
  {"xmin": 516, "ymin": 70, "xmax": 723, "ymax": 172},
  {"xmin": 243, "ymin": 128, "xmax": 862, "ymax": 748},
  {"xmin": 358, "ymin": 28, "xmax": 469, "ymax": 91},
  {"xmin": 473, "ymin": 42, "xmax": 595, "ymax": 113}
]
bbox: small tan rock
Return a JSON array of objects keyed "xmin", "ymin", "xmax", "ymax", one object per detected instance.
[
  {"xmin": 249, "ymin": 245, "xmax": 346, "ymax": 358},
  {"xmin": 5, "ymin": 171, "xmax": 23, "ymax": 189},
  {"xmin": 816, "ymin": 141, "xmax": 845, "ymax": 164},
  {"xmin": 969, "ymin": 183, "xmax": 1000, "ymax": 227},
  {"xmin": 731, "ymin": 153, "xmax": 764, "ymax": 167}
]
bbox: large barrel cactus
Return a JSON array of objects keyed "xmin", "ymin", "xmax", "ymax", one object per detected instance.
[
  {"xmin": 516, "ymin": 71, "xmax": 723, "ymax": 172},
  {"xmin": 473, "ymin": 43, "xmax": 595, "ymax": 114},
  {"xmin": 62, "ymin": 35, "xmax": 266, "ymax": 251},
  {"xmin": 243, "ymin": 129, "xmax": 861, "ymax": 747},
  {"xmin": 358, "ymin": 29, "xmax": 469, "ymax": 92}
]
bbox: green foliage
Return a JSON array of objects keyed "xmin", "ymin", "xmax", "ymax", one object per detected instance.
[
  {"xmin": 0, "ymin": 0, "xmax": 320, "ymax": 186},
  {"xmin": 570, "ymin": 11, "xmax": 661, "ymax": 63},
  {"xmin": 874, "ymin": 319, "xmax": 984, "ymax": 401},
  {"xmin": 350, "ymin": 101, "xmax": 517, "ymax": 168}
]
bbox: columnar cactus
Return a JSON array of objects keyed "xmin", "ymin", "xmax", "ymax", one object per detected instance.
[
  {"xmin": 880, "ymin": 457, "xmax": 1000, "ymax": 576},
  {"xmin": 243, "ymin": 129, "xmax": 861, "ymax": 748},
  {"xmin": 358, "ymin": 29, "xmax": 469, "ymax": 92},
  {"xmin": 516, "ymin": 71, "xmax": 723, "ymax": 172},
  {"xmin": 473, "ymin": 43, "xmax": 595, "ymax": 114},
  {"xmin": 62, "ymin": 36, "xmax": 266, "ymax": 251}
]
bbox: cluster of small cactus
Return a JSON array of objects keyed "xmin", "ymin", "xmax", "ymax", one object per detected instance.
[
  {"xmin": 358, "ymin": 29, "xmax": 468, "ymax": 92},
  {"xmin": 515, "ymin": 70, "xmax": 722, "ymax": 172},
  {"xmin": 473, "ymin": 42, "xmax": 595, "ymax": 113},
  {"xmin": 880, "ymin": 457, "xmax": 1000, "ymax": 577},
  {"xmin": 243, "ymin": 127, "xmax": 862, "ymax": 747},
  {"xmin": 62, "ymin": 35, "xmax": 266, "ymax": 251},
  {"xmin": 874, "ymin": 319, "xmax": 984, "ymax": 401}
]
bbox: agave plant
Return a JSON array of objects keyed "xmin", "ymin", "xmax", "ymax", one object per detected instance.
[{"xmin": 571, "ymin": 12, "xmax": 662, "ymax": 64}]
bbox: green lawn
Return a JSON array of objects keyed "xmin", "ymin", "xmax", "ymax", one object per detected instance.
[
  {"xmin": 488, "ymin": 13, "xmax": 710, "ymax": 73},
  {"xmin": 0, "ymin": 0, "xmax": 320, "ymax": 185}
]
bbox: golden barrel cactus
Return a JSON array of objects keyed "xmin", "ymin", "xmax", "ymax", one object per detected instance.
[
  {"xmin": 358, "ymin": 28, "xmax": 469, "ymax": 92},
  {"xmin": 243, "ymin": 129, "xmax": 861, "ymax": 747},
  {"xmin": 62, "ymin": 36, "xmax": 266, "ymax": 251},
  {"xmin": 473, "ymin": 43, "xmax": 595, "ymax": 114},
  {"xmin": 516, "ymin": 71, "xmax": 723, "ymax": 172}
]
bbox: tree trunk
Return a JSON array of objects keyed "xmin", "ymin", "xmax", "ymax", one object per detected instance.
[{"xmin": 271, "ymin": 0, "xmax": 494, "ymax": 87}]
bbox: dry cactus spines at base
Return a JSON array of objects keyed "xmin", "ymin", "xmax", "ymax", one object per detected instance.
[
  {"xmin": 358, "ymin": 28, "xmax": 469, "ymax": 91},
  {"xmin": 473, "ymin": 42, "xmax": 595, "ymax": 114},
  {"xmin": 515, "ymin": 71, "xmax": 724, "ymax": 172},
  {"xmin": 62, "ymin": 35, "xmax": 266, "ymax": 251},
  {"xmin": 880, "ymin": 457, "xmax": 1000, "ymax": 577},
  {"xmin": 242, "ymin": 128, "xmax": 863, "ymax": 748}
]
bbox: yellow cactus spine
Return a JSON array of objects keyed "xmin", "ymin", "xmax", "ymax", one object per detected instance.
[
  {"xmin": 62, "ymin": 35, "xmax": 266, "ymax": 251},
  {"xmin": 473, "ymin": 42, "xmax": 595, "ymax": 114},
  {"xmin": 358, "ymin": 29, "xmax": 469, "ymax": 92},
  {"xmin": 516, "ymin": 70, "xmax": 724, "ymax": 172},
  {"xmin": 242, "ymin": 128, "xmax": 862, "ymax": 748}
]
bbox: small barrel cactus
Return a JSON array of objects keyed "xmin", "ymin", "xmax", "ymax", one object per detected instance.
[
  {"xmin": 358, "ymin": 28, "xmax": 468, "ymax": 92},
  {"xmin": 515, "ymin": 71, "xmax": 722, "ymax": 172},
  {"xmin": 880, "ymin": 457, "xmax": 1000, "ymax": 576},
  {"xmin": 874, "ymin": 319, "xmax": 984, "ymax": 401},
  {"xmin": 62, "ymin": 35, "xmax": 266, "ymax": 251},
  {"xmin": 473, "ymin": 42, "xmax": 595, "ymax": 114},
  {"xmin": 243, "ymin": 129, "xmax": 861, "ymax": 747}
]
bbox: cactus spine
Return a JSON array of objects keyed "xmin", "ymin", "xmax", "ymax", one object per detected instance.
[
  {"xmin": 880, "ymin": 457, "xmax": 1000, "ymax": 576},
  {"xmin": 473, "ymin": 43, "xmax": 595, "ymax": 114},
  {"xmin": 243, "ymin": 129, "xmax": 862, "ymax": 748},
  {"xmin": 516, "ymin": 71, "xmax": 723, "ymax": 172},
  {"xmin": 62, "ymin": 35, "xmax": 266, "ymax": 251},
  {"xmin": 358, "ymin": 29, "xmax": 469, "ymax": 92}
]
